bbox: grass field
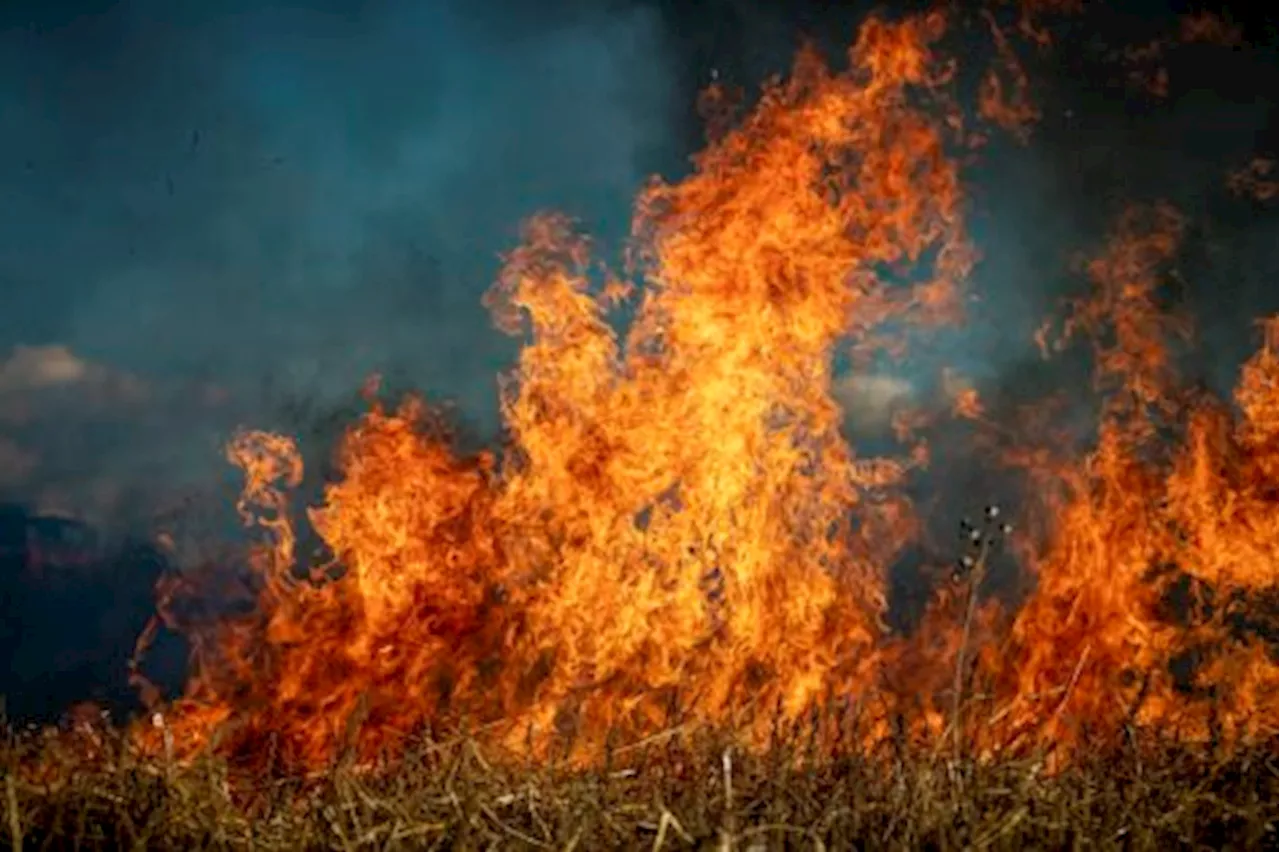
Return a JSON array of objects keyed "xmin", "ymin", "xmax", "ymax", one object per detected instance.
[
  {"xmin": 0, "ymin": 13, "xmax": 1274, "ymax": 850},
  {"xmin": 2, "ymin": 719, "xmax": 1275, "ymax": 850}
]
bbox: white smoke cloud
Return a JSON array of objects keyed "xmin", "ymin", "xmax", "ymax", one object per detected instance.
[
  {"xmin": 0, "ymin": 343, "xmax": 234, "ymax": 529},
  {"xmin": 832, "ymin": 373, "xmax": 916, "ymax": 433}
]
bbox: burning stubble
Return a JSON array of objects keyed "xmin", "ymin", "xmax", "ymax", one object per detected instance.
[
  {"xmin": 100, "ymin": 7, "xmax": 1279, "ymax": 778},
  {"xmin": 0, "ymin": 19, "xmax": 1272, "ymax": 852}
]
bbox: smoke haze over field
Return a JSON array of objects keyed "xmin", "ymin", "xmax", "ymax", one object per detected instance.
[
  {"xmin": 0, "ymin": 0, "xmax": 1274, "ymax": 526},
  {"xmin": 1, "ymin": 0, "xmax": 681, "ymax": 397},
  {"xmin": 0, "ymin": 0, "xmax": 1274, "ymax": 735},
  {"xmin": 0, "ymin": 0, "xmax": 688, "ymax": 520}
]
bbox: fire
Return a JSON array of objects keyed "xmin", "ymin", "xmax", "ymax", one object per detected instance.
[
  {"xmin": 1228, "ymin": 158, "xmax": 1279, "ymax": 202},
  {"xmin": 123, "ymin": 7, "xmax": 1277, "ymax": 775},
  {"xmin": 982, "ymin": 205, "xmax": 1278, "ymax": 759},
  {"xmin": 1117, "ymin": 10, "xmax": 1247, "ymax": 99}
]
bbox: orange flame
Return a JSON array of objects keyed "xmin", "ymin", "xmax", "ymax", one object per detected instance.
[
  {"xmin": 1228, "ymin": 158, "xmax": 1279, "ymax": 203},
  {"xmin": 983, "ymin": 206, "xmax": 1277, "ymax": 760},
  {"xmin": 124, "ymin": 8, "xmax": 1278, "ymax": 776}
]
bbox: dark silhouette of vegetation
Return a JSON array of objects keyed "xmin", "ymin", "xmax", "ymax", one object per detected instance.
[{"xmin": 0, "ymin": 504, "xmax": 185, "ymax": 726}]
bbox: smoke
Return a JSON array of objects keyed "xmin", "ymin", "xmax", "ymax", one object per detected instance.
[
  {"xmin": 0, "ymin": 0, "xmax": 682, "ymax": 524},
  {"xmin": 0, "ymin": 1, "xmax": 1272, "ymax": 533},
  {"xmin": 0, "ymin": 2, "xmax": 1274, "ymax": 516},
  {"xmin": 0, "ymin": 0, "xmax": 1273, "ymax": 728},
  {"xmin": 644, "ymin": 1, "xmax": 1276, "ymax": 438}
]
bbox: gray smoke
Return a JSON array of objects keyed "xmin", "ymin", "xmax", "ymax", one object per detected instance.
[
  {"xmin": 0, "ymin": 0, "xmax": 1273, "ymax": 531},
  {"xmin": 0, "ymin": 0, "xmax": 681, "ymax": 525}
]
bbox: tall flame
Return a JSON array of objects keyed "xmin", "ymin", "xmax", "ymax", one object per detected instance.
[{"xmin": 129, "ymin": 8, "xmax": 1277, "ymax": 775}]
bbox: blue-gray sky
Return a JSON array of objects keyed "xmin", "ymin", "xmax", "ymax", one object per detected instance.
[
  {"xmin": 0, "ymin": 0, "xmax": 680, "ymax": 412},
  {"xmin": 0, "ymin": 0, "xmax": 690, "ymax": 524},
  {"xmin": 0, "ymin": 0, "xmax": 1274, "ymax": 529}
]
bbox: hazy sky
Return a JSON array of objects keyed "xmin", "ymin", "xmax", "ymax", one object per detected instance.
[
  {"xmin": 0, "ymin": 0, "xmax": 1274, "ymax": 526},
  {"xmin": 0, "ymin": 0, "xmax": 687, "ymax": 417}
]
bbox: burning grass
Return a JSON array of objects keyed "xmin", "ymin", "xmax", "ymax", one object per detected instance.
[
  {"xmin": 2, "ymin": 5, "xmax": 1276, "ymax": 848},
  {"xmin": 3, "ymin": 712, "xmax": 1276, "ymax": 850},
  {"xmin": 114, "ymin": 7, "xmax": 1275, "ymax": 777}
]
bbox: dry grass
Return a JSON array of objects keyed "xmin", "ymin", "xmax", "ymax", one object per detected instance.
[{"xmin": 1, "ymin": 717, "xmax": 1275, "ymax": 851}]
